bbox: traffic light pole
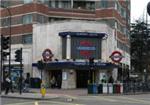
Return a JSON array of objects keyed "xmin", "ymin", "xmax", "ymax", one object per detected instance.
[
  {"xmin": 19, "ymin": 48, "xmax": 22, "ymax": 95},
  {"xmin": 8, "ymin": 8, "xmax": 11, "ymax": 79},
  {"xmin": 0, "ymin": 35, "xmax": 3, "ymax": 95},
  {"xmin": 1, "ymin": 2, "xmax": 12, "ymax": 96},
  {"xmin": 0, "ymin": 5, "xmax": 12, "ymax": 85}
]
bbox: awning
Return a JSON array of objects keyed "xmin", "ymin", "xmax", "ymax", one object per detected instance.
[{"xmin": 32, "ymin": 61, "xmax": 118, "ymax": 70}]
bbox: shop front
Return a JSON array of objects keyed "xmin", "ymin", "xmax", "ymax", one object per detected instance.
[{"xmin": 33, "ymin": 60, "xmax": 117, "ymax": 89}]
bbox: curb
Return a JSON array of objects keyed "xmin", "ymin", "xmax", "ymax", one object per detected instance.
[
  {"xmin": 86, "ymin": 92, "xmax": 150, "ymax": 96},
  {"xmin": 1, "ymin": 95, "xmax": 59, "ymax": 100}
]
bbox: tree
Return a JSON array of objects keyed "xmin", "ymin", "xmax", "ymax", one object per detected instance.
[{"xmin": 130, "ymin": 21, "xmax": 150, "ymax": 74}]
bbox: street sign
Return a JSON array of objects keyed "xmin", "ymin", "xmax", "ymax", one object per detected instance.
[{"xmin": 109, "ymin": 51, "xmax": 123, "ymax": 63}]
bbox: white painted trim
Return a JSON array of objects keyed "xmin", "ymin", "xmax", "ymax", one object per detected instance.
[
  {"xmin": 49, "ymin": 11, "xmax": 95, "ymax": 16},
  {"xmin": 7, "ymin": 33, "xmax": 32, "ymax": 37},
  {"xmin": 96, "ymin": 7, "xmax": 115, "ymax": 10},
  {"xmin": 0, "ymin": 24, "xmax": 23, "ymax": 28},
  {"xmin": 8, "ymin": 4, "xmax": 24, "ymax": 8},
  {"xmin": 0, "ymin": 12, "xmax": 36, "ymax": 19}
]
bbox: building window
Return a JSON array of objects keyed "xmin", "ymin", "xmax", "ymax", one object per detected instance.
[
  {"xmin": 60, "ymin": 1, "xmax": 71, "ymax": 9},
  {"xmin": 55, "ymin": 1, "xmax": 59, "ymax": 8},
  {"xmin": 1, "ymin": 1, "xmax": 10, "ymax": 7},
  {"xmin": 23, "ymin": 0, "xmax": 33, "ymax": 4},
  {"xmin": 22, "ymin": 34, "xmax": 32, "ymax": 44},
  {"xmin": 86, "ymin": 2, "xmax": 95, "ymax": 10},
  {"xmin": 73, "ymin": 1, "xmax": 86, "ymax": 9},
  {"xmin": 48, "ymin": 17, "xmax": 69, "ymax": 23},
  {"xmin": 100, "ymin": 0, "xmax": 108, "ymax": 8},
  {"xmin": 49, "ymin": 1, "xmax": 55, "ymax": 8},
  {"xmin": 11, "ymin": 16, "xmax": 22, "ymax": 25},
  {"xmin": 23, "ymin": 14, "xmax": 32, "ymax": 24},
  {"xmin": 37, "ymin": 0, "xmax": 45, "ymax": 3},
  {"xmin": 121, "ymin": 8, "xmax": 126, "ymax": 18},
  {"xmin": 35, "ymin": 14, "xmax": 48, "ymax": 23},
  {"xmin": 11, "ymin": 36, "xmax": 22, "ymax": 44},
  {"xmin": 1, "ymin": 18, "xmax": 10, "ymax": 27}
]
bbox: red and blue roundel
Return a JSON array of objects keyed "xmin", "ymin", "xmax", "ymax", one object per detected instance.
[
  {"xmin": 42, "ymin": 49, "xmax": 53, "ymax": 62},
  {"xmin": 109, "ymin": 51, "xmax": 123, "ymax": 63}
]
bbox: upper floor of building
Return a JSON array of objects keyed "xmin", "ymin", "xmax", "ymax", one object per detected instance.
[
  {"xmin": 0, "ymin": 0, "xmax": 130, "ymax": 54},
  {"xmin": 0, "ymin": 0, "xmax": 130, "ymax": 24}
]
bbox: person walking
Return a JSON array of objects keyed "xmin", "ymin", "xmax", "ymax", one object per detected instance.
[{"xmin": 5, "ymin": 75, "xmax": 11, "ymax": 95}]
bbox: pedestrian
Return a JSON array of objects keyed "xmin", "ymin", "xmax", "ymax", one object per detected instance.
[
  {"xmin": 50, "ymin": 76, "xmax": 56, "ymax": 88},
  {"xmin": 23, "ymin": 77, "xmax": 30, "ymax": 92},
  {"xmin": 108, "ymin": 76, "xmax": 114, "ymax": 83},
  {"xmin": 5, "ymin": 75, "xmax": 11, "ymax": 95}
]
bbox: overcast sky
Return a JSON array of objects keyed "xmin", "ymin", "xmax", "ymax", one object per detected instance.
[{"xmin": 131, "ymin": 0, "xmax": 150, "ymax": 22}]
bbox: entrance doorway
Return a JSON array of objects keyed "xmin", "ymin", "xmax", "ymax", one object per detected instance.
[
  {"xmin": 76, "ymin": 70, "xmax": 89, "ymax": 88},
  {"xmin": 51, "ymin": 70, "xmax": 62, "ymax": 88}
]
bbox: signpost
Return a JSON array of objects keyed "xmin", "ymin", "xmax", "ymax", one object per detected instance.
[
  {"xmin": 14, "ymin": 48, "xmax": 22, "ymax": 94},
  {"xmin": 38, "ymin": 48, "xmax": 53, "ymax": 98}
]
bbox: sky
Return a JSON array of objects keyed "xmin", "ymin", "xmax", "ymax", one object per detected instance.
[{"xmin": 131, "ymin": 0, "xmax": 150, "ymax": 22}]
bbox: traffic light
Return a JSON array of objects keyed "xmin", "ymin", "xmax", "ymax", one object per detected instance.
[
  {"xmin": 2, "ymin": 36, "xmax": 10, "ymax": 50},
  {"xmin": 1, "ymin": 35, "xmax": 10, "ymax": 60},
  {"xmin": 15, "ymin": 48, "xmax": 22, "ymax": 62}
]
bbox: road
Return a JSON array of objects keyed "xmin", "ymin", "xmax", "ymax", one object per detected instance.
[{"xmin": 1, "ymin": 94, "xmax": 150, "ymax": 105}]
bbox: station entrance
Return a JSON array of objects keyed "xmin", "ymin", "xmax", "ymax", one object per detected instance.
[
  {"xmin": 76, "ymin": 70, "xmax": 89, "ymax": 88},
  {"xmin": 51, "ymin": 70, "xmax": 62, "ymax": 88}
]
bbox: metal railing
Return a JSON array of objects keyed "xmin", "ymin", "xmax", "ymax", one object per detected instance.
[{"xmin": 123, "ymin": 82, "xmax": 150, "ymax": 93}]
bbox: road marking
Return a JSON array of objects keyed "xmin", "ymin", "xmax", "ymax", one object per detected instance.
[
  {"xmin": 63, "ymin": 95, "xmax": 78, "ymax": 100},
  {"xmin": 38, "ymin": 101, "xmax": 85, "ymax": 105},
  {"xmin": 5, "ymin": 101, "xmax": 84, "ymax": 105},
  {"xmin": 5, "ymin": 102, "xmax": 34, "ymax": 105},
  {"xmin": 34, "ymin": 101, "xmax": 39, "ymax": 105}
]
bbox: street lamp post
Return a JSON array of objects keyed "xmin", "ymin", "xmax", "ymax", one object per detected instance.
[{"xmin": 0, "ymin": 5, "xmax": 11, "ymax": 95}]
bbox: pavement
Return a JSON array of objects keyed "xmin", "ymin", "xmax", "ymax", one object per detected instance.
[
  {"xmin": 0, "ymin": 89, "xmax": 87, "ymax": 100},
  {"xmin": 1, "ymin": 92, "xmax": 59, "ymax": 100},
  {"xmin": 1, "ymin": 88, "xmax": 150, "ymax": 100}
]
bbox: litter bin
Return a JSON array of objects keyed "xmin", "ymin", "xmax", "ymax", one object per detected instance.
[
  {"xmin": 120, "ymin": 83, "xmax": 123, "ymax": 93},
  {"xmin": 98, "ymin": 84, "xmax": 103, "ymax": 94},
  {"xmin": 88, "ymin": 83, "xmax": 97, "ymax": 94},
  {"xmin": 116, "ymin": 84, "xmax": 121, "ymax": 93},
  {"xmin": 30, "ymin": 78, "xmax": 41, "ymax": 88},
  {"xmin": 113, "ymin": 84, "xmax": 117, "ymax": 93},
  {"xmin": 102, "ymin": 83, "xmax": 108, "ymax": 94},
  {"xmin": 108, "ymin": 83, "xmax": 113, "ymax": 94}
]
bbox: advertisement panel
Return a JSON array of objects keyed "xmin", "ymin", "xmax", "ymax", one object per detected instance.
[{"xmin": 71, "ymin": 37, "xmax": 101, "ymax": 59}]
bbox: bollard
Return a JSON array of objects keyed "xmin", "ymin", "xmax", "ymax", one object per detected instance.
[{"xmin": 40, "ymin": 83, "xmax": 46, "ymax": 98}]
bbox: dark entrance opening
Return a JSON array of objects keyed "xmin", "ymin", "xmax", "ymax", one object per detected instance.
[
  {"xmin": 76, "ymin": 70, "xmax": 89, "ymax": 88},
  {"xmin": 51, "ymin": 70, "xmax": 62, "ymax": 89}
]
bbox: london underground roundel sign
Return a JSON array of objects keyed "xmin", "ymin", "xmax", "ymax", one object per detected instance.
[
  {"xmin": 109, "ymin": 51, "xmax": 123, "ymax": 63},
  {"xmin": 42, "ymin": 49, "xmax": 53, "ymax": 62}
]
